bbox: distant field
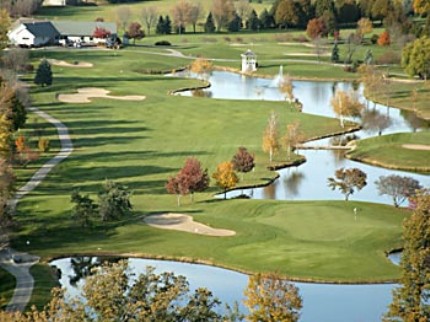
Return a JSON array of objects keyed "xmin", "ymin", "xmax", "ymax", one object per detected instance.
[{"xmin": 37, "ymin": 0, "xmax": 272, "ymax": 30}]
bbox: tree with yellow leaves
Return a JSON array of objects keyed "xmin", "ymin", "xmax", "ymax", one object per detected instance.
[
  {"xmin": 279, "ymin": 75, "xmax": 294, "ymax": 102},
  {"xmin": 330, "ymin": 89, "xmax": 364, "ymax": 128},
  {"xmin": 413, "ymin": 0, "xmax": 430, "ymax": 15},
  {"xmin": 190, "ymin": 57, "xmax": 213, "ymax": 80},
  {"xmin": 356, "ymin": 17, "xmax": 372, "ymax": 37},
  {"xmin": 244, "ymin": 272, "xmax": 302, "ymax": 322},
  {"xmin": 283, "ymin": 121, "xmax": 304, "ymax": 161},
  {"xmin": 0, "ymin": 9, "xmax": 10, "ymax": 50},
  {"xmin": 262, "ymin": 111, "xmax": 280, "ymax": 162},
  {"xmin": 212, "ymin": 161, "xmax": 239, "ymax": 199}
]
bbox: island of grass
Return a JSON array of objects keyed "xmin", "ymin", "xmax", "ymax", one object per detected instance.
[
  {"xmin": 0, "ymin": 268, "xmax": 16, "ymax": 310},
  {"xmin": 348, "ymin": 132, "xmax": 430, "ymax": 172}
]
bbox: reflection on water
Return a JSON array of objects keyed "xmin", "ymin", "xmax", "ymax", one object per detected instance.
[
  {"xmin": 51, "ymin": 257, "xmax": 397, "ymax": 322},
  {"xmin": 179, "ymin": 71, "xmax": 429, "ymax": 204},
  {"xmin": 283, "ymin": 169, "xmax": 305, "ymax": 196}
]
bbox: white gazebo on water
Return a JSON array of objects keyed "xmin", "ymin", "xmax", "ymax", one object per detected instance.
[{"xmin": 241, "ymin": 49, "xmax": 257, "ymax": 73}]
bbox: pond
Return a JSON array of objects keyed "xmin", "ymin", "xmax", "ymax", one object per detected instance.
[
  {"xmin": 51, "ymin": 257, "xmax": 396, "ymax": 322},
  {"xmin": 176, "ymin": 70, "xmax": 430, "ymax": 204}
]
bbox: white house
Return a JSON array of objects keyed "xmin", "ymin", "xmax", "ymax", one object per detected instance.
[
  {"xmin": 241, "ymin": 49, "xmax": 257, "ymax": 73},
  {"xmin": 8, "ymin": 20, "xmax": 117, "ymax": 47},
  {"xmin": 7, "ymin": 21, "xmax": 60, "ymax": 47}
]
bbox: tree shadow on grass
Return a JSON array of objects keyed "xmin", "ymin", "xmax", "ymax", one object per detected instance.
[{"xmin": 13, "ymin": 205, "xmax": 165, "ymax": 255}]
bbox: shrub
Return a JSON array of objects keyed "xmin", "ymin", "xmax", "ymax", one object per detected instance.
[
  {"xmin": 154, "ymin": 40, "xmax": 171, "ymax": 46},
  {"xmin": 370, "ymin": 34, "xmax": 379, "ymax": 44},
  {"xmin": 377, "ymin": 31, "xmax": 390, "ymax": 46},
  {"xmin": 235, "ymin": 37, "xmax": 243, "ymax": 43},
  {"xmin": 224, "ymin": 36, "xmax": 231, "ymax": 42},
  {"xmin": 38, "ymin": 137, "xmax": 50, "ymax": 152}
]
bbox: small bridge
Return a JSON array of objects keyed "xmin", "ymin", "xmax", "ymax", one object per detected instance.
[{"xmin": 295, "ymin": 145, "xmax": 353, "ymax": 151}]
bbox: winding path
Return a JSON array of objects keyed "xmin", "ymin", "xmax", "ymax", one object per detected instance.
[{"xmin": 0, "ymin": 106, "xmax": 73, "ymax": 312}]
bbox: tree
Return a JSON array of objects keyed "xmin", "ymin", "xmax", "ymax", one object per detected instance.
[
  {"xmin": 164, "ymin": 15, "xmax": 172, "ymax": 34},
  {"xmin": 297, "ymin": 0, "xmax": 314, "ymax": 28},
  {"xmin": 2, "ymin": 48, "xmax": 29, "ymax": 73},
  {"xmin": 315, "ymin": 0, "xmax": 336, "ymax": 17},
  {"xmin": 262, "ymin": 111, "xmax": 280, "ymax": 162},
  {"xmin": 0, "ymin": 9, "xmax": 10, "ymax": 50},
  {"xmin": 227, "ymin": 13, "xmax": 242, "ymax": 32},
  {"xmin": 231, "ymin": 146, "xmax": 254, "ymax": 181},
  {"xmin": 204, "ymin": 12, "xmax": 216, "ymax": 33},
  {"xmin": 384, "ymin": 190, "xmax": 430, "ymax": 322},
  {"xmin": 190, "ymin": 57, "xmax": 213, "ymax": 80},
  {"xmin": 363, "ymin": 49, "xmax": 373, "ymax": 65},
  {"xmin": 328, "ymin": 167, "xmax": 367, "ymax": 201},
  {"xmin": 235, "ymin": 0, "xmax": 252, "ymax": 20},
  {"xmin": 375, "ymin": 175, "xmax": 422, "ymax": 207},
  {"xmin": 34, "ymin": 59, "xmax": 53, "ymax": 87},
  {"xmin": 378, "ymin": 30, "xmax": 391, "ymax": 46},
  {"xmin": 0, "ymin": 82, "xmax": 14, "ymax": 158},
  {"xmin": 211, "ymin": 0, "xmax": 235, "ymax": 32},
  {"xmin": 0, "ymin": 158, "xmax": 15, "ymax": 226},
  {"xmin": 165, "ymin": 175, "xmax": 187, "ymax": 206},
  {"xmin": 413, "ymin": 0, "xmax": 430, "ymax": 15},
  {"xmin": 93, "ymin": 27, "xmax": 111, "ymax": 39},
  {"xmin": 140, "ymin": 6, "xmax": 158, "ymax": 36},
  {"xmin": 0, "ymin": 261, "xmax": 231, "ymax": 321},
  {"xmin": 71, "ymin": 190, "xmax": 97, "ymax": 227},
  {"xmin": 283, "ymin": 121, "xmax": 303, "ymax": 161},
  {"xmin": 156, "ymin": 15, "xmax": 165, "ymax": 34},
  {"xmin": 189, "ymin": 1, "xmax": 203, "ymax": 33},
  {"xmin": 275, "ymin": 0, "xmax": 300, "ymax": 28},
  {"xmin": 98, "ymin": 180, "xmax": 132, "ymax": 221},
  {"xmin": 259, "ymin": 9, "xmax": 275, "ymax": 29},
  {"xmin": 115, "ymin": 6, "xmax": 131, "ymax": 33},
  {"xmin": 357, "ymin": 17, "xmax": 373, "ymax": 36},
  {"xmin": 244, "ymin": 272, "xmax": 302, "ymax": 322},
  {"xmin": 172, "ymin": 0, "xmax": 192, "ymax": 34},
  {"xmin": 336, "ymin": 0, "xmax": 360, "ymax": 23},
  {"xmin": 371, "ymin": 0, "xmax": 392, "ymax": 20},
  {"xmin": 176, "ymin": 157, "xmax": 210, "ymax": 202},
  {"xmin": 212, "ymin": 161, "xmax": 239, "ymax": 199},
  {"xmin": 306, "ymin": 17, "xmax": 328, "ymax": 39},
  {"xmin": 247, "ymin": 9, "xmax": 260, "ymax": 31},
  {"xmin": 402, "ymin": 36, "xmax": 430, "ymax": 80},
  {"xmin": 126, "ymin": 22, "xmax": 145, "ymax": 44},
  {"xmin": 331, "ymin": 42, "xmax": 340, "ymax": 62},
  {"xmin": 331, "ymin": 89, "xmax": 364, "ymax": 128}
]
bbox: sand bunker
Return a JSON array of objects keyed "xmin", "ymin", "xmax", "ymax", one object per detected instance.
[
  {"xmin": 58, "ymin": 88, "xmax": 146, "ymax": 103},
  {"xmin": 402, "ymin": 144, "xmax": 430, "ymax": 151},
  {"xmin": 144, "ymin": 213, "xmax": 236, "ymax": 237},
  {"xmin": 48, "ymin": 59, "xmax": 93, "ymax": 68}
]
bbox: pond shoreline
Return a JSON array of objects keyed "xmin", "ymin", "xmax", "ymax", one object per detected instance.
[{"xmin": 45, "ymin": 252, "xmax": 400, "ymax": 285}]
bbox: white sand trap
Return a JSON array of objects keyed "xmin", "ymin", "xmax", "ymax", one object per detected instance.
[
  {"xmin": 47, "ymin": 59, "xmax": 93, "ymax": 68},
  {"xmin": 144, "ymin": 213, "xmax": 236, "ymax": 237},
  {"xmin": 402, "ymin": 144, "xmax": 430, "ymax": 151},
  {"xmin": 58, "ymin": 87, "xmax": 146, "ymax": 103}
]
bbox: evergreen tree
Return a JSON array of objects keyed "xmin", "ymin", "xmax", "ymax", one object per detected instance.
[
  {"xmin": 156, "ymin": 15, "xmax": 165, "ymax": 34},
  {"xmin": 164, "ymin": 15, "xmax": 172, "ymax": 34},
  {"xmin": 227, "ymin": 14, "xmax": 242, "ymax": 32},
  {"xmin": 34, "ymin": 59, "xmax": 53, "ymax": 87},
  {"xmin": 9, "ymin": 94, "xmax": 27, "ymax": 132},
  {"xmin": 331, "ymin": 42, "xmax": 340, "ymax": 62},
  {"xmin": 204, "ymin": 12, "xmax": 216, "ymax": 33},
  {"xmin": 315, "ymin": 0, "xmax": 336, "ymax": 17},
  {"xmin": 259, "ymin": 8, "xmax": 275, "ymax": 29},
  {"xmin": 247, "ymin": 9, "xmax": 260, "ymax": 31},
  {"xmin": 98, "ymin": 180, "xmax": 132, "ymax": 221}
]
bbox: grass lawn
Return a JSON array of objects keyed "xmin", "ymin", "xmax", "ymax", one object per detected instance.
[
  {"xmin": 3, "ymin": 36, "xmax": 422, "ymax": 306},
  {"xmin": 28, "ymin": 264, "xmax": 60, "ymax": 310},
  {"xmin": 348, "ymin": 132, "xmax": 430, "ymax": 172},
  {"xmin": 0, "ymin": 268, "xmax": 15, "ymax": 310}
]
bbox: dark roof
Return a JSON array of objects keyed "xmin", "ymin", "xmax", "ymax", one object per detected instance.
[
  {"xmin": 52, "ymin": 21, "xmax": 117, "ymax": 36},
  {"xmin": 23, "ymin": 21, "xmax": 60, "ymax": 38}
]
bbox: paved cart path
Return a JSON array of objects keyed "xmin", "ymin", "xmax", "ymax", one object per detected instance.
[{"xmin": 1, "ymin": 105, "xmax": 73, "ymax": 312}]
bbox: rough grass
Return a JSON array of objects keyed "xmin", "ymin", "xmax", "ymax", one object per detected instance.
[
  {"xmin": 27, "ymin": 264, "xmax": 60, "ymax": 310},
  {"xmin": 0, "ymin": 267, "xmax": 15, "ymax": 310},
  {"xmin": 348, "ymin": 132, "xmax": 430, "ymax": 172}
]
